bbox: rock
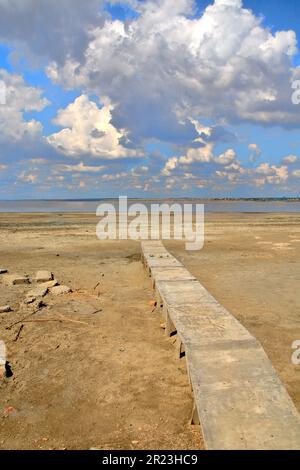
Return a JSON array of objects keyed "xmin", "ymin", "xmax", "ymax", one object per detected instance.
[
  {"xmin": 26, "ymin": 287, "xmax": 48, "ymax": 298},
  {"xmin": 0, "ymin": 269, "xmax": 8, "ymax": 274},
  {"xmin": 50, "ymin": 285, "xmax": 72, "ymax": 296},
  {"xmin": 2, "ymin": 274, "xmax": 30, "ymax": 286},
  {"xmin": 3, "ymin": 406, "xmax": 17, "ymax": 416},
  {"xmin": 36, "ymin": 271, "xmax": 53, "ymax": 283},
  {"xmin": 39, "ymin": 280, "xmax": 58, "ymax": 289},
  {"xmin": 0, "ymin": 306, "xmax": 12, "ymax": 313},
  {"xmin": 24, "ymin": 297, "xmax": 36, "ymax": 305}
]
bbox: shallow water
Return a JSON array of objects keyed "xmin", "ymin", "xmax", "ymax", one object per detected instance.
[{"xmin": 0, "ymin": 198, "xmax": 300, "ymax": 213}]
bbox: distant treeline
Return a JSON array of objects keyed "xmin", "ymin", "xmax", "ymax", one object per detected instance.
[{"xmin": 206, "ymin": 198, "xmax": 300, "ymax": 202}]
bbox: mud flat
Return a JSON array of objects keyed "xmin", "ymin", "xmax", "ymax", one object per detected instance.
[
  {"xmin": 1, "ymin": 211, "xmax": 300, "ymax": 449},
  {"xmin": 0, "ymin": 213, "xmax": 202, "ymax": 450}
]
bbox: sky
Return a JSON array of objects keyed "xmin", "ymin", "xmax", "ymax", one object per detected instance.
[{"xmin": 0, "ymin": 0, "xmax": 300, "ymax": 199}]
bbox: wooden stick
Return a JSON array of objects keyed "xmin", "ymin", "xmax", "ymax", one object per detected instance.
[
  {"xmin": 13, "ymin": 324, "xmax": 24, "ymax": 342},
  {"xmin": 11, "ymin": 317, "xmax": 89, "ymax": 326}
]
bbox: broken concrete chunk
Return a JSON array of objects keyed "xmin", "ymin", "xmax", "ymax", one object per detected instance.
[
  {"xmin": 36, "ymin": 271, "xmax": 53, "ymax": 283},
  {"xmin": 0, "ymin": 305, "xmax": 12, "ymax": 313},
  {"xmin": 26, "ymin": 287, "xmax": 48, "ymax": 298},
  {"xmin": 50, "ymin": 285, "xmax": 72, "ymax": 295},
  {"xmin": 39, "ymin": 280, "xmax": 59, "ymax": 288},
  {"xmin": 1, "ymin": 274, "xmax": 30, "ymax": 286},
  {"xmin": 0, "ymin": 269, "xmax": 8, "ymax": 274}
]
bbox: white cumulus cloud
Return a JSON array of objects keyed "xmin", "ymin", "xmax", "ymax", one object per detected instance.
[
  {"xmin": 47, "ymin": 95, "xmax": 140, "ymax": 159},
  {"xmin": 0, "ymin": 69, "xmax": 48, "ymax": 141}
]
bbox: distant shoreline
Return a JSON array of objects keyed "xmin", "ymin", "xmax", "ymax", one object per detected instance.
[
  {"xmin": 1, "ymin": 198, "xmax": 300, "ymax": 214},
  {"xmin": 0, "ymin": 197, "xmax": 300, "ymax": 203}
]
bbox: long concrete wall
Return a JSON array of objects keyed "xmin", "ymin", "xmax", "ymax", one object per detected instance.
[{"xmin": 141, "ymin": 241, "xmax": 300, "ymax": 450}]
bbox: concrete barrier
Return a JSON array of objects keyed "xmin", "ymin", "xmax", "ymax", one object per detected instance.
[{"xmin": 141, "ymin": 241, "xmax": 300, "ymax": 450}]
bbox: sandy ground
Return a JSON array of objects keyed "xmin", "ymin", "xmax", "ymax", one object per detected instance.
[
  {"xmin": 0, "ymin": 213, "xmax": 202, "ymax": 450},
  {"xmin": 1, "ymin": 212, "xmax": 300, "ymax": 449}
]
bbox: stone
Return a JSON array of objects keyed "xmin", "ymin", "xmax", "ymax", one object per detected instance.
[
  {"xmin": 24, "ymin": 297, "xmax": 36, "ymax": 305},
  {"xmin": 50, "ymin": 285, "xmax": 72, "ymax": 295},
  {"xmin": 39, "ymin": 280, "xmax": 59, "ymax": 288},
  {"xmin": 36, "ymin": 300, "xmax": 47, "ymax": 309},
  {"xmin": 0, "ymin": 305, "xmax": 12, "ymax": 313},
  {"xmin": 0, "ymin": 269, "xmax": 8, "ymax": 274},
  {"xmin": 35, "ymin": 271, "xmax": 53, "ymax": 283},
  {"xmin": 1, "ymin": 274, "xmax": 30, "ymax": 286},
  {"xmin": 26, "ymin": 287, "xmax": 48, "ymax": 298}
]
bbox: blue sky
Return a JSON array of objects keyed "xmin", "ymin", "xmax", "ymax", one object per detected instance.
[{"xmin": 0, "ymin": 0, "xmax": 300, "ymax": 199}]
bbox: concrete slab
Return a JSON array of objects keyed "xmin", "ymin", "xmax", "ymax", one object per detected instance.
[
  {"xmin": 39, "ymin": 280, "xmax": 59, "ymax": 288},
  {"xmin": 187, "ymin": 344, "xmax": 300, "ymax": 450},
  {"xmin": 36, "ymin": 271, "xmax": 53, "ymax": 283},
  {"xmin": 145, "ymin": 257, "xmax": 183, "ymax": 273},
  {"xmin": 155, "ymin": 279, "xmax": 209, "ymax": 308},
  {"xmin": 150, "ymin": 267, "xmax": 196, "ymax": 288},
  {"xmin": 141, "ymin": 240, "xmax": 300, "ymax": 449},
  {"xmin": 26, "ymin": 286, "xmax": 48, "ymax": 298},
  {"xmin": 1, "ymin": 274, "xmax": 30, "ymax": 286}
]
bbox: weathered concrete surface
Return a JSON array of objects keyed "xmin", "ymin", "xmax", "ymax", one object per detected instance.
[
  {"xmin": 141, "ymin": 241, "xmax": 300, "ymax": 450},
  {"xmin": 144, "ymin": 256, "xmax": 183, "ymax": 273},
  {"xmin": 150, "ymin": 267, "xmax": 196, "ymax": 288},
  {"xmin": 155, "ymin": 279, "xmax": 209, "ymax": 309},
  {"xmin": 141, "ymin": 241, "xmax": 181, "ymax": 272},
  {"xmin": 188, "ymin": 343, "xmax": 300, "ymax": 450}
]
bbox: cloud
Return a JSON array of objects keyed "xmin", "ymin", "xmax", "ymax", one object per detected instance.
[
  {"xmin": 161, "ymin": 157, "xmax": 179, "ymax": 176},
  {"xmin": 282, "ymin": 154, "xmax": 298, "ymax": 165},
  {"xmin": 1, "ymin": 0, "xmax": 300, "ymax": 198},
  {"xmin": 17, "ymin": 171, "xmax": 38, "ymax": 183},
  {"xmin": 101, "ymin": 172, "xmax": 128, "ymax": 181},
  {"xmin": 47, "ymin": 95, "xmax": 140, "ymax": 159},
  {"xmin": 54, "ymin": 162, "xmax": 106, "ymax": 173},
  {"xmin": 0, "ymin": 69, "xmax": 48, "ymax": 141},
  {"xmin": 256, "ymin": 162, "xmax": 289, "ymax": 184},
  {"xmin": 248, "ymin": 143, "xmax": 261, "ymax": 163},
  {"xmin": 215, "ymin": 149, "xmax": 237, "ymax": 165},
  {"xmin": 46, "ymin": 0, "xmax": 300, "ymax": 145},
  {"xmin": 0, "ymin": 0, "xmax": 106, "ymax": 63},
  {"xmin": 292, "ymin": 169, "xmax": 300, "ymax": 178}
]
